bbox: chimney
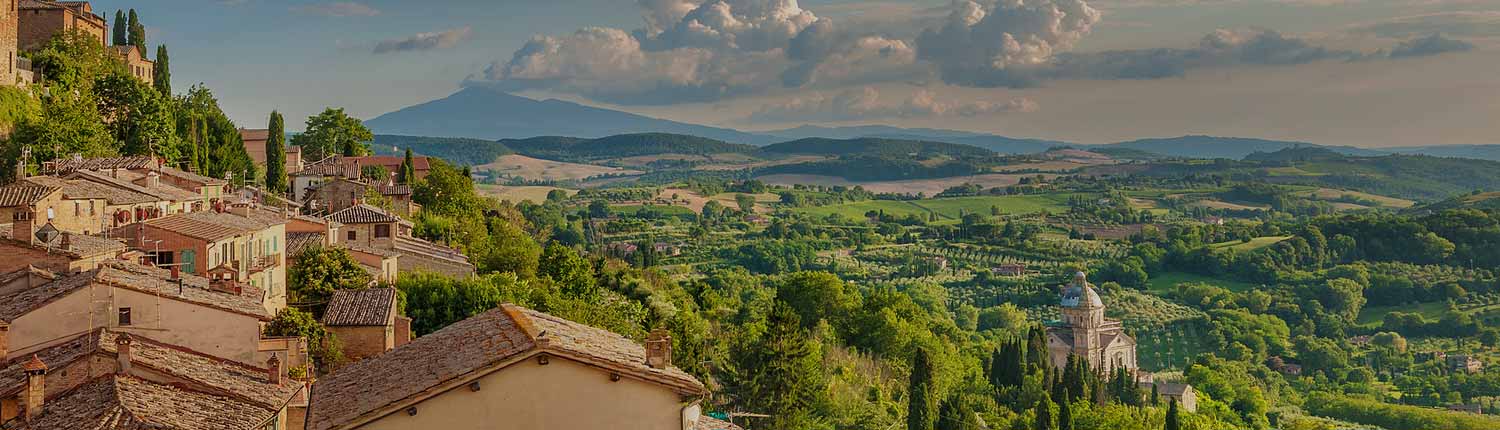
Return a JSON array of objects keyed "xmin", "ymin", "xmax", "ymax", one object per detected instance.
[
  {"xmin": 114, "ymin": 332, "xmax": 133, "ymax": 374},
  {"xmin": 645, "ymin": 328, "xmax": 672, "ymax": 370},
  {"xmin": 22, "ymin": 355, "xmax": 46, "ymax": 422},
  {"xmin": 15, "ymin": 147, "xmax": 29, "ymax": 181},
  {"xmin": 144, "ymin": 171, "xmax": 160, "ymax": 189},
  {"xmin": 266, "ymin": 355, "xmax": 283, "ymax": 385},
  {"xmin": 58, "ymin": 233, "xmax": 71, "ymax": 251},
  {"xmin": 0, "ymin": 322, "xmax": 9, "ymax": 361},
  {"xmin": 169, "ymin": 265, "xmax": 180, "ymax": 280},
  {"xmin": 12, "ymin": 210, "xmax": 35, "ymax": 245}
]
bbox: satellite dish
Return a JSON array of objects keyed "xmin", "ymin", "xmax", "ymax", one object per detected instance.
[{"xmin": 34, "ymin": 223, "xmax": 60, "ymax": 244}]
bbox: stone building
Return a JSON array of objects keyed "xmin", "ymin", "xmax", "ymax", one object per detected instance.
[
  {"xmin": 307, "ymin": 304, "xmax": 732, "ymax": 430},
  {"xmin": 0, "ymin": 224, "xmax": 125, "ymax": 273},
  {"xmin": 326, "ymin": 203, "xmax": 473, "ymax": 278},
  {"xmin": 1046, "ymin": 272, "xmax": 1138, "ymax": 375},
  {"xmin": 110, "ymin": 44, "xmax": 152, "ymax": 84},
  {"xmin": 16, "ymin": 0, "xmax": 106, "ymax": 50},
  {"xmin": 1, "ymin": 0, "xmax": 18, "ymax": 86},
  {"xmin": 0, "ymin": 329, "xmax": 304, "ymax": 428},
  {"xmin": 1140, "ymin": 381, "xmax": 1197, "ymax": 413},
  {"xmin": 322, "ymin": 287, "xmax": 410, "ymax": 362},
  {"xmin": 0, "ymin": 261, "xmax": 274, "ymax": 364},
  {"xmin": 114, "ymin": 206, "xmax": 289, "ymax": 314}
]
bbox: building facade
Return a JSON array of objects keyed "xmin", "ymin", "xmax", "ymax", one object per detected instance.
[
  {"xmin": 1, "ymin": 0, "xmax": 17, "ymax": 85},
  {"xmin": 1046, "ymin": 272, "xmax": 1138, "ymax": 375},
  {"xmin": 17, "ymin": 0, "xmax": 106, "ymax": 51}
]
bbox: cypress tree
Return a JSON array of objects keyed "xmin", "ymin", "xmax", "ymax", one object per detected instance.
[
  {"xmin": 907, "ymin": 347, "xmax": 935, "ymax": 430},
  {"xmin": 936, "ymin": 394, "xmax": 978, "ymax": 430},
  {"xmin": 112, "ymin": 10, "xmax": 127, "ymax": 45},
  {"xmin": 740, "ymin": 303, "xmax": 826, "ymax": 430},
  {"xmin": 1057, "ymin": 388, "xmax": 1073, "ymax": 430},
  {"xmin": 153, "ymin": 45, "xmax": 171, "ymax": 95},
  {"xmin": 1165, "ymin": 399, "xmax": 1181, "ymax": 430},
  {"xmin": 127, "ymin": 9, "xmax": 145, "ymax": 53},
  {"xmin": 1033, "ymin": 393, "xmax": 1056, "ymax": 430},
  {"xmin": 265, "ymin": 111, "xmax": 287, "ymax": 193},
  {"xmin": 400, "ymin": 148, "xmax": 416, "ymax": 184},
  {"xmin": 1026, "ymin": 326, "xmax": 1048, "ymax": 370},
  {"xmin": 1151, "ymin": 383, "xmax": 1160, "ymax": 406}
]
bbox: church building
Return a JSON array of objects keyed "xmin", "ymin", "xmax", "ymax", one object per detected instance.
[{"xmin": 1046, "ymin": 272, "xmax": 1138, "ymax": 375}]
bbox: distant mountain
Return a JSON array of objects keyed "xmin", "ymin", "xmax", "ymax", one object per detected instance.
[
  {"xmin": 1387, "ymin": 145, "xmax": 1500, "ymax": 162},
  {"xmin": 1103, "ymin": 136, "xmax": 1388, "ymax": 160},
  {"xmin": 364, "ymin": 87, "xmax": 774, "ymax": 145},
  {"xmin": 503, "ymin": 133, "xmax": 757, "ymax": 161},
  {"xmin": 763, "ymin": 125, "xmax": 1071, "ymax": 154},
  {"xmin": 760, "ymin": 137, "xmax": 994, "ymax": 158},
  {"xmin": 370, "ymin": 135, "xmax": 512, "ymax": 166}
]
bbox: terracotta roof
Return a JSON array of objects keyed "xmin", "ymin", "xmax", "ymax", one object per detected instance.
[
  {"xmin": 0, "ymin": 265, "xmax": 55, "ymax": 286},
  {"xmin": 322, "ymin": 287, "xmax": 397, "ymax": 326},
  {"xmin": 68, "ymin": 170, "xmax": 203, "ymax": 203},
  {"xmin": 40, "ymin": 156, "xmax": 158, "ymax": 174},
  {"xmin": 286, "ymin": 232, "xmax": 327, "ymax": 257},
  {"xmin": 8, "ymin": 375, "xmax": 281, "ymax": 429},
  {"xmin": 0, "ymin": 184, "xmax": 58, "ymax": 207},
  {"xmin": 343, "ymin": 155, "xmax": 429, "ymax": 171},
  {"xmin": 1, "ymin": 330, "xmax": 299, "ymax": 410},
  {"xmin": 307, "ymin": 304, "xmax": 706, "ymax": 430},
  {"xmin": 0, "ymin": 225, "xmax": 129, "ymax": 258},
  {"xmin": 374, "ymin": 183, "xmax": 411, "ymax": 196},
  {"xmin": 141, "ymin": 210, "xmax": 285, "ymax": 241},
  {"xmin": 326, "ymin": 204, "xmax": 399, "ymax": 225},
  {"xmin": 0, "ymin": 261, "xmax": 272, "ymax": 322},
  {"xmin": 21, "ymin": 355, "xmax": 47, "ymax": 372},
  {"xmin": 693, "ymin": 415, "xmax": 744, "ymax": 430},
  {"xmin": 22, "ymin": 176, "xmax": 160, "ymax": 205}
]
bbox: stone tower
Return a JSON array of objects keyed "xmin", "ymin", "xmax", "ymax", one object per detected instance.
[{"xmin": 1047, "ymin": 271, "xmax": 1138, "ymax": 375}]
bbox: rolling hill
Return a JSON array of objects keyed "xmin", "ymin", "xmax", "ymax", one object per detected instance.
[
  {"xmin": 502, "ymin": 133, "xmax": 757, "ymax": 161},
  {"xmin": 759, "ymin": 137, "xmax": 994, "ymax": 158}
]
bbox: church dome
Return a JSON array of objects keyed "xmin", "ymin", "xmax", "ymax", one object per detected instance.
[{"xmin": 1060, "ymin": 272, "xmax": 1103, "ymax": 308}]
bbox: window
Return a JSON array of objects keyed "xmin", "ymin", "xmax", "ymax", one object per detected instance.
[
  {"xmin": 347, "ymin": 230, "xmax": 357, "ymax": 241},
  {"xmin": 375, "ymin": 224, "xmax": 390, "ymax": 238},
  {"xmin": 118, "ymin": 308, "xmax": 132, "ymax": 326},
  {"xmin": 74, "ymin": 201, "xmax": 80, "ymax": 216}
]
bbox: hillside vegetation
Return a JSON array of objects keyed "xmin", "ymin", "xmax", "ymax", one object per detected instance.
[
  {"xmin": 760, "ymin": 137, "xmax": 994, "ymax": 158},
  {"xmin": 372, "ymin": 134, "xmax": 513, "ymax": 166},
  {"xmin": 504, "ymin": 133, "xmax": 758, "ymax": 162}
]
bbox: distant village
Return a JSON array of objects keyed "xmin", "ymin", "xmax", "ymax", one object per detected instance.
[{"xmin": 0, "ymin": 2, "xmax": 739, "ymax": 429}]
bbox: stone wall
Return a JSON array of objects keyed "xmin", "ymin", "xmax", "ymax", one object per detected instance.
[
  {"xmin": 329, "ymin": 325, "xmax": 392, "ymax": 362},
  {"xmin": 1, "ymin": 0, "xmax": 17, "ymax": 85}
]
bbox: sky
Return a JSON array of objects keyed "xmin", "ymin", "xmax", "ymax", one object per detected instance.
[{"xmin": 101, "ymin": 0, "xmax": 1500, "ymax": 147}]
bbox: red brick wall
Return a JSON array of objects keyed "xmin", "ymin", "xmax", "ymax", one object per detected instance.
[{"xmin": 17, "ymin": 8, "xmax": 63, "ymax": 50}]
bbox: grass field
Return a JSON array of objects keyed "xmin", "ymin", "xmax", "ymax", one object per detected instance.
[
  {"xmin": 1146, "ymin": 271, "xmax": 1261, "ymax": 293},
  {"xmin": 1302, "ymin": 188, "xmax": 1415, "ymax": 209},
  {"xmin": 610, "ymin": 204, "xmax": 697, "ymax": 218},
  {"xmin": 756, "ymin": 173, "xmax": 1052, "ymax": 196},
  {"xmin": 476, "ymin": 185, "xmax": 575, "ymax": 203},
  {"xmin": 792, "ymin": 194, "xmax": 1073, "ymax": 220},
  {"xmin": 1207, "ymin": 236, "xmax": 1292, "ymax": 253},
  {"xmin": 1356, "ymin": 301, "xmax": 1449, "ymax": 327},
  {"xmin": 477, "ymin": 154, "xmax": 640, "ymax": 181}
]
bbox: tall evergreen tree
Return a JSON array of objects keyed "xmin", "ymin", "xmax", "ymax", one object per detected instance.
[
  {"xmin": 265, "ymin": 111, "xmax": 287, "ymax": 193},
  {"xmin": 127, "ymin": 9, "xmax": 145, "ymax": 53},
  {"xmin": 1151, "ymin": 384, "xmax": 1160, "ymax": 406},
  {"xmin": 1026, "ymin": 326, "xmax": 1048, "ymax": 370},
  {"xmin": 1165, "ymin": 399, "xmax": 1181, "ymax": 430},
  {"xmin": 152, "ymin": 45, "xmax": 170, "ymax": 95},
  {"xmin": 907, "ymin": 347, "xmax": 936, "ymax": 430},
  {"xmin": 112, "ymin": 10, "xmax": 127, "ymax": 46},
  {"xmin": 736, "ymin": 303, "xmax": 826, "ymax": 430},
  {"xmin": 1033, "ymin": 393, "xmax": 1056, "ymax": 430},
  {"xmin": 1057, "ymin": 388, "xmax": 1073, "ymax": 430},
  {"xmin": 400, "ymin": 148, "xmax": 416, "ymax": 184},
  {"xmin": 936, "ymin": 394, "xmax": 979, "ymax": 430}
]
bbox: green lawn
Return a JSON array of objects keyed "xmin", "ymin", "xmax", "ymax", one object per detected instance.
[
  {"xmin": 793, "ymin": 194, "xmax": 1073, "ymax": 220},
  {"xmin": 1356, "ymin": 301, "xmax": 1450, "ymax": 327},
  {"xmin": 1147, "ymin": 271, "xmax": 1260, "ymax": 293},
  {"xmin": 1207, "ymin": 236, "xmax": 1292, "ymax": 253}
]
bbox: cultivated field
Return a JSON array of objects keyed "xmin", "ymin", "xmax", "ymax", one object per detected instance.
[
  {"xmin": 653, "ymin": 188, "xmax": 778, "ymax": 214},
  {"xmin": 476, "ymin": 184, "xmax": 575, "ymax": 203},
  {"xmin": 793, "ymin": 194, "xmax": 1073, "ymax": 220},
  {"xmin": 477, "ymin": 154, "xmax": 640, "ymax": 181},
  {"xmin": 756, "ymin": 173, "xmax": 1054, "ymax": 196}
]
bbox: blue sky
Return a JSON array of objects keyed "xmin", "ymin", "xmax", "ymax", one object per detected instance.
[{"xmin": 99, "ymin": 0, "xmax": 1500, "ymax": 146}]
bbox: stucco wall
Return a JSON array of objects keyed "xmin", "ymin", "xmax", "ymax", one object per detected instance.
[
  {"xmin": 9, "ymin": 283, "xmax": 266, "ymax": 363},
  {"xmin": 328, "ymin": 325, "xmax": 392, "ymax": 362},
  {"xmin": 353, "ymin": 356, "xmax": 686, "ymax": 430}
]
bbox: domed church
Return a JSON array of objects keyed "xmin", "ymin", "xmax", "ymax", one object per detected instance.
[{"xmin": 1046, "ymin": 272, "xmax": 1138, "ymax": 375}]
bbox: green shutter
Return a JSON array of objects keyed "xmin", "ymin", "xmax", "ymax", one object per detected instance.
[{"xmin": 181, "ymin": 249, "xmax": 196, "ymax": 274}]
